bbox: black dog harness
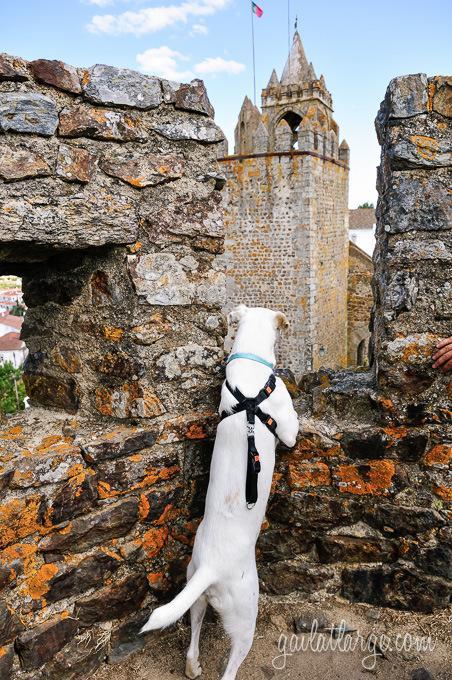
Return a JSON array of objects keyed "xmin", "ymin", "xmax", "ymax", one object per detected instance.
[{"xmin": 220, "ymin": 373, "xmax": 278, "ymax": 508}]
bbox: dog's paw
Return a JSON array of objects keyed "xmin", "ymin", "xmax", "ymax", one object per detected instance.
[{"xmin": 185, "ymin": 658, "xmax": 202, "ymax": 679}]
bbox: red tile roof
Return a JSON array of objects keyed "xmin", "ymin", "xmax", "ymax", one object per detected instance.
[
  {"xmin": 0, "ymin": 314, "xmax": 23, "ymax": 330},
  {"xmin": 0, "ymin": 332, "xmax": 25, "ymax": 351},
  {"xmin": 349, "ymin": 208, "xmax": 376, "ymax": 229}
]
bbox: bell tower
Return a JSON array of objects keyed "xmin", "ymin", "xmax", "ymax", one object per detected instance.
[{"xmin": 222, "ymin": 33, "xmax": 350, "ymax": 377}]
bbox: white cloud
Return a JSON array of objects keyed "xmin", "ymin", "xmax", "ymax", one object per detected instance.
[
  {"xmin": 194, "ymin": 57, "xmax": 245, "ymax": 76},
  {"xmin": 85, "ymin": 0, "xmax": 115, "ymax": 6},
  {"xmin": 87, "ymin": 0, "xmax": 230, "ymax": 36},
  {"xmin": 136, "ymin": 46, "xmax": 194, "ymax": 81},
  {"xmin": 191, "ymin": 22, "xmax": 208, "ymax": 35}
]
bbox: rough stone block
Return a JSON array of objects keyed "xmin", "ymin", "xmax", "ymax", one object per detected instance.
[
  {"xmin": 0, "ymin": 178, "xmax": 140, "ymax": 249},
  {"xmin": 82, "ymin": 428, "xmax": 159, "ymax": 464},
  {"xmin": 379, "ymin": 168, "xmax": 451, "ymax": 233},
  {"xmin": 107, "ymin": 610, "xmax": 149, "ymax": 664},
  {"xmin": 29, "ymin": 59, "xmax": 81, "ymax": 94},
  {"xmin": 0, "ymin": 643, "xmax": 14, "ymax": 678},
  {"xmin": 0, "ymin": 601, "xmax": 25, "ymax": 645},
  {"xmin": 40, "ymin": 630, "xmax": 106, "ymax": 679},
  {"xmin": 46, "ymin": 552, "xmax": 121, "ymax": 603},
  {"xmin": 58, "ymin": 105, "xmax": 147, "ymax": 142},
  {"xmin": 56, "ymin": 144, "xmax": 96, "ymax": 183},
  {"xmin": 46, "ymin": 470, "xmax": 98, "ymax": 525},
  {"xmin": 386, "ymin": 115, "xmax": 451, "ymax": 169},
  {"xmin": 75, "ymin": 572, "xmax": 149, "ymax": 626},
  {"xmin": 0, "ymin": 53, "xmax": 28, "ymax": 82},
  {"xmin": 0, "ymin": 145, "xmax": 51, "ymax": 182},
  {"xmin": 0, "ymin": 495, "xmax": 43, "ymax": 549},
  {"xmin": 316, "ymin": 534, "xmax": 397, "ymax": 563},
  {"xmin": 341, "ymin": 564, "xmax": 450, "ymax": 612},
  {"xmin": 430, "ymin": 75, "xmax": 452, "ymax": 118},
  {"xmin": 23, "ymin": 374, "xmax": 80, "ymax": 413},
  {"xmin": 100, "ymin": 151, "xmax": 184, "ymax": 188},
  {"xmin": 39, "ymin": 497, "xmax": 139, "ymax": 554},
  {"xmin": 82, "ymin": 64, "xmax": 162, "ymax": 109},
  {"xmin": 0, "ymin": 93, "xmax": 58, "ymax": 136},
  {"xmin": 15, "ymin": 615, "xmax": 78, "ymax": 671},
  {"xmin": 261, "ymin": 560, "xmax": 337, "ymax": 596},
  {"xmin": 153, "ymin": 117, "xmax": 224, "ymax": 144},
  {"xmin": 128, "ymin": 252, "xmax": 226, "ymax": 306},
  {"xmin": 9, "ymin": 445, "xmax": 84, "ymax": 489},
  {"xmin": 334, "ymin": 460, "xmax": 397, "ymax": 495},
  {"xmin": 173, "ymin": 79, "xmax": 215, "ymax": 117}
]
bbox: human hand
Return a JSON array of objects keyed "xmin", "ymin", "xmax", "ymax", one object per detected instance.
[{"xmin": 432, "ymin": 337, "xmax": 452, "ymax": 372}]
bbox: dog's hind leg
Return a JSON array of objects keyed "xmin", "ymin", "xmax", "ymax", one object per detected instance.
[
  {"xmin": 185, "ymin": 595, "xmax": 207, "ymax": 679},
  {"xmin": 220, "ymin": 618, "xmax": 255, "ymax": 680},
  {"xmin": 219, "ymin": 570, "xmax": 258, "ymax": 680}
]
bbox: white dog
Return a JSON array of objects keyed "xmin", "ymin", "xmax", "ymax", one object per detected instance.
[{"xmin": 140, "ymin": 305, "xmax": 299, "ymax": 680}]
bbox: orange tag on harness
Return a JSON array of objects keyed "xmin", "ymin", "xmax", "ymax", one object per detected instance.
[
  {"xmin": 267, "ymin": 417, "xmax": 273, "ymax": 426},
  {"xmin": 266, "ymin": 386, "xmax": 272, "ymax": 394}
]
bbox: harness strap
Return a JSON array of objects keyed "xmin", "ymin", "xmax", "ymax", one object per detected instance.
[{"xmin": 220, "ymin": 374, "xmax": 278, "ymax": 508}]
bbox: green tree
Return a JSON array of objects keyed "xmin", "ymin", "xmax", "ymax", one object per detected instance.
[
  {"xmin": 10, "ymin": 304, "xmax": 26, "ymax": 317},
  {"xmin": 0, "ymin": 362, "xmax": 26, "ymax": 414},
  {"xmin": 358, "ymin": 202, "xmax": 375, "ymax": 209}
]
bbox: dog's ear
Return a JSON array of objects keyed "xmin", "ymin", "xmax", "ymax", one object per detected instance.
[
  {"xmin": 275, "ymin": 311, "xmax": 289, "ymax": 330},
  {"xmin": 228, "ymin": 304, "xmax": 248, "ymax": 326}
]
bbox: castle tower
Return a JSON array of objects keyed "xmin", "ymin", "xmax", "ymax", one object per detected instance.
[{"xmin": 220, "ymin": 32, "xmax": 350, "ymax": 377}]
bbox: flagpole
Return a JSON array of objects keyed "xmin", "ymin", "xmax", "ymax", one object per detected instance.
[{"xmin": 251, "ymin": 1, "xmax": 257, "ymax": 105}]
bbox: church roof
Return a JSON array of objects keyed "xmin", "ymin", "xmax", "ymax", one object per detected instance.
[{"xmin": 281, "ymin": 32, "xmax": 315, "ymax": 86}]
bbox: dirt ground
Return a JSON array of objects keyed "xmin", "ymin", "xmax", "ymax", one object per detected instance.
[{"xmin": 93, "ymin": 593, "xmax": 451, "ymax": 680}]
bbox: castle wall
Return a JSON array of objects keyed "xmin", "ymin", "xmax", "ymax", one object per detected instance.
[
  {"xmin": 258, "ymin": 73, "xmax": 451, "ymax": 612},
  {"xmin": 0, "ymin": 53, "xmax": 226, "ymax": 678},
  {"xmin": 220, "ymin": 151, "xmax": 349, "ymax": 376},
  {"xmin": 347, "ymin": 242, "xmax": 373, "ymax": 366}
]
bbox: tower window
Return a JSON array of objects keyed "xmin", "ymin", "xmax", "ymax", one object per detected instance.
[{"xmin": 277, "ymin": 111, "xmax": 302, "ymax": 150}]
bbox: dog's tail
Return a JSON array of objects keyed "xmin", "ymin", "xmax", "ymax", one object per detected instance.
[{"xmin": 140, "ymin": 565, "xmax": 214, "ymax": 633}]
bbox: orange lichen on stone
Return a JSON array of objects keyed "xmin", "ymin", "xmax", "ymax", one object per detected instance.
[
  {"xmin": 186, "ymin": 423, "xmax": 207, "ymax": 439},
  {"xmin": 378, "ymin": 397, "xmax": 395, "ymax": 411},
  {"xmin": 335, "ymin": 460, "xmax": 396, "ymax": 495},
  {"xmin": 423, "ymin": 444, "xmax": 452, "ymax": 467},
  {"xmin": 410, "ymin": 135, "xmax": 439, "ymax": 161},
  {"xmin": 138, "ymin": 493, "xmax": 150, "ymax": 520},
  {"xmin": 102, "ymin": 326, "xmax": 125, "ymax": 342},
  {"xmin": 0, "ymin": 496, "xmax": 43, "ymax": 548},
  {"xmin": 0, "ymin": 425, "xmax": 23, "ymax": 440},
  {"xmin": 128, "ymin": 454, "xmax": 143, "ymax": 463},
  {"xmin": 34, "ymin": 435, "xmax": 63, "ymax": 453},
  {"xmin": 382, "ymin": 426, "xmax": 409, "ymax": 441},
  {"xmin": 99, "ymin": 547, "xmax": 122, "ymax": 561},
  {"xmin": 433, "ymin": 485, "xmax": 452, "ymax": 501},
  {"xmin": 147, "ymin": 572, "xmax": 164, "ymax": 586},
  {"xmin": 288, "ymin": 461, "xmax": 331, "ymax": 489},
  {"xmin": 24, "ymin": 563, "xmax": 59, "ymax": 600},
  {"xmin": 141, "ymin": 526, "xmax": 168, "ymax": 558}
]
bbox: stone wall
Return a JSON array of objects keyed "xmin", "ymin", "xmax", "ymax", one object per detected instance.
[
  {"xmin": 258, "ymin": 73, "xmax": 451, "ymax": 612},
  {"xmin": 0, "ymin": 53, "xmax": 226, "ymax": 678},
  {"xmin": 220, "ymin": 150, "xmax": 349, "ymax": 377},
  {"xmin": 347, "ymin": 242, "xmax": 373, "ymax": 366},
  {"xmin": 0, "ymin": 55, "xmax": 450, "ymax": 679}
]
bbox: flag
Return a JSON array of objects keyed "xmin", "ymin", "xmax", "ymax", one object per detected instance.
[{"xmin": 252, "ymin": 2, "xmax": 263, "ymax": 18}]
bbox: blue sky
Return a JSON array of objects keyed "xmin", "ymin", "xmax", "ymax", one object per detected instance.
[{"xmin": 1, "ymin": 0, "xmax": 450, "ymax": 206}]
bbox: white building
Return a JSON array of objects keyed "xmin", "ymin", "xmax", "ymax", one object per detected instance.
[
  {"xmin": 0, "ymin": 332, "xmax": 28, "ymax": 368},
  {"xmin": 0, "ymin": 313, "xmax": 23, "ymax": 336}
]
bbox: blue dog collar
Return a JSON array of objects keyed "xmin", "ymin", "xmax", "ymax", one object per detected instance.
[{"xmin": 226, "ymin": 352, "xmax": 275, "ymax": 370}]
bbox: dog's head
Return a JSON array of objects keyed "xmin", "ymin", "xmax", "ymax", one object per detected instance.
[{"xmin": 227, "ymin": 305, "xmax": 289, "ymax": 336}]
